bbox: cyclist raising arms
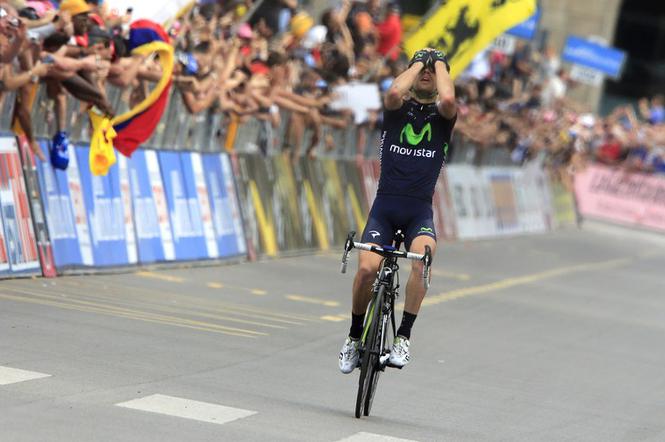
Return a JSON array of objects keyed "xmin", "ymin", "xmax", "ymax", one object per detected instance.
[{"xmin": 339, "ymin": 48, "xmax": 456, "ymax": 372}]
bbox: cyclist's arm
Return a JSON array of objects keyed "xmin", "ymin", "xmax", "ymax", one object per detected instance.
[
  {"xmin": 384, "ymin": 62, "xmax": 424, "ymax": 110},
  {"xmin": 434, "ymin": 61, "xmax": 456, "ymax": 120}
]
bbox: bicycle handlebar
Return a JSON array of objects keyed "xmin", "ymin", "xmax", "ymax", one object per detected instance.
[
  {"xmin": 340, "ymin": 231, "xmax": 433, "ymax": 289},
  {"xmin": 351, "ymin": 242, "xmax": 425, "ymax": 261}
]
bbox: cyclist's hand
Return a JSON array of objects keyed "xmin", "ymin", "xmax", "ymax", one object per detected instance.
[
  {"xmin": 408, "ymin": 49, "xmax": 429, "ymax": 69},
  {"xmin": 429, "ymin": 49, "xmax": 450, "ymax": 73}
]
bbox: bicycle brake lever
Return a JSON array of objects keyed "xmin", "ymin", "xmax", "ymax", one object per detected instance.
[{"xmin": 340, "ymin": 231, "xmax": 356, "ymax": 273}]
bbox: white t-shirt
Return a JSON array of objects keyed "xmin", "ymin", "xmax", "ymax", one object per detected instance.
[{"xmin": 541, "ymin": 76, "xmax": 567, "ymax": 107}]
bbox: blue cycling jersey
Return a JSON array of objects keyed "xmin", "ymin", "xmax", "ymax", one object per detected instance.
[{"xmin": 377, "ymin": 99, "xmax": 456, "ymax": 202}]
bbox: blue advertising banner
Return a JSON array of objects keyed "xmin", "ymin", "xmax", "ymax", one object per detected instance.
[
  {"xmin": 201, "ymin": 153, "xmax": 247, "ymax": 258},
  {"xmin": 34, "ymin": 140, "xmax": 93, "ymax": 268},
  {"xmin": 506, "ymin": 9, "xmax": 540, "ymax": 40},
  {"xmin": 75, "ymin": 145, "xmax": 132, "ymax": 267},
  {"xmin": 125, "ymin": 150, "xmax": 168, "ymax": 264},
  {"xmin": 158, "ymin": 151, "xmax": 208, "ymax": 261},
  {"xmin": 562, "ymin": 36, "xmax": 626, "ymax": 78},
  {"xmin": 182, "ymin": 152, "xmax": 219, "ymax": 259}
]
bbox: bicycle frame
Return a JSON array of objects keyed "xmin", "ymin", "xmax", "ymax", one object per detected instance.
[{"xmin": 361, "ymin": 252, "xmax": 400, "ymax": 366}]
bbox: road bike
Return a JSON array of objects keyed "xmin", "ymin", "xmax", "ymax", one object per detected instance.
[{"xmin": 340, "ymin": 230, "xmax": 432, "ymax": 418}]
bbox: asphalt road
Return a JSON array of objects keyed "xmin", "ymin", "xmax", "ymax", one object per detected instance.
[{"xmin": 2, "ymin": 225, "xmax": 665, "ymax": 441}]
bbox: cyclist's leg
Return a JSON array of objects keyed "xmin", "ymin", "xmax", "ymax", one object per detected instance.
[
  {"xmin": 353, "ymin": 217, "xmax": 393, "ymax": 316},
  {"xmin": 352, "ymin": 249, "xmax": 383, "ymax": 316},
  {"xmin": 404, "ymin": 234, "xmax": 437, "ymax": 315},
  {"xmin": 388, "ymin": 222, "xmax": 436, "ymax": 367},
  {"xmin": 400, "ymin": 212, "xmax": 437, "ymax": 334},
  {"xmin": 340, "ymin": 210, "xmax": 391, "ymax": 373},
  {"xmin": 350, "ymin": 202, "xmax": 394, "ymax": 332}
]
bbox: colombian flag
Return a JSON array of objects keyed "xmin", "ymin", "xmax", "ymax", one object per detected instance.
[{"xmin": 111, "ymin": 20, "xmax": 174, "ymax": 157}]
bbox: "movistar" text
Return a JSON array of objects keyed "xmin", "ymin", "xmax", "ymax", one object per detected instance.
[{"xmin": 390, "ymin": 144, "xmax": 436, "ymax": 158}]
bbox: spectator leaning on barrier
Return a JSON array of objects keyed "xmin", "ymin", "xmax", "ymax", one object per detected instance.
[{"xmin": 0, "ymin": 2, "xmax": 53, "ymax": 161}]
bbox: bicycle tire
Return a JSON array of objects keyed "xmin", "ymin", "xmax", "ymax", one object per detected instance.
[
  {"xmin": 362, "ymin": 285, "xmax": 386, "ymax": 417},
  {"xmin": 355, "ymin": 289, "xmax": 380, "ymax": 418},
  {"xmin": 364, "ymin": 291, "xmax": 390, "ymax": 416}
]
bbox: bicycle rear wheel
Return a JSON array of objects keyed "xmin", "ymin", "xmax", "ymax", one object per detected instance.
[{"xmin": 355, "ymin": 286, "xmax": 385, "ymax": 418}]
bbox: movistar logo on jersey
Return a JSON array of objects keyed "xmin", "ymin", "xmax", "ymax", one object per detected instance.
[
  {"xmin": 419, "ymin": 227, "xmax": 435, "ymax": 236},
  {"xmin": 400, "ymin": 123, "xmax": 432, "ymax": 146}
]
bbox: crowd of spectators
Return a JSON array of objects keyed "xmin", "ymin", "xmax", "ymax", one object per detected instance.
[
  {"xmin": 453, "ymin": 41, "xmax": 665, "ymax": 187},
  {"xmin": 0, "ymin": 0, "xmax": 663, "ymax": 179},
  {"xmin": 0, "ymin": 0, "xmax": 406, "ymax": 163}
]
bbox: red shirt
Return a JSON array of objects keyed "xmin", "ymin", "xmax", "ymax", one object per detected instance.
[
  {"xmin": 597, "ymin": 141, "xmax": 623, "ymax": 163},
  {"xmin": 376, "ymin": 14, "xmax": 402, "ymax": 61}
]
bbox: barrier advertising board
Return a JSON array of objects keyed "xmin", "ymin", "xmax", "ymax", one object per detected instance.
[
  {"xmin": 513, "ymin": 162, "xmax": 554, "ymax": 232},
  {"xmin": 233, "ymin": 153, "xmax": 277, "ymax": 256},
  {"xmin": 125, "ymin": 149, "xmax": 172, "ymax": 263},
  {"xmin": 575, "ymin": 164, "xmax": 665, "ymax": 232},
  {"xmin": 292, "ymin": 159, "xmax": 320, "ymax": 250},
  {"xmin": 15, "ymin": 135, "xmax": 56, "ymax": 277},
  {"xmin": 272, "ymin": 154, "xmax": 310, "ymax": 251},
  {"xmin": 448, "ymin": 165, "xmax": 553, "ymax": 239},
  {"xmin": 35, "ymin": 140, "xmax": 93, "ymax": 268},
  {"xmin": 200, "ymin": 153, "xmax": 247, "ymax": 257},
  {"xmin": 183, "ymin": 152, "xmax": 219, "ymax": 259},
  {"xmin": 0, "ymin": 136, "xmax": 40, "ymax": 275},
  {"xmin": 75, "ymin": 145, "xmax": 136, "ymax": 266},
  {"xmin": 339, "ymin": 160, "xmax": 369, "ymax": 235},
  {"xmin": 550, "ymin": 180, "xmax": 578, "ymax": 227},
  {"xmin": 432, "ymin": 170, "xmax": 458, "ymax": 241},
  {"xmin": 448, "ymin": 165, "xmax": 497, "ymax": 239},
  {"xmin": 158, "ymin": 151, "xmax": 209, "ymax": 261}
]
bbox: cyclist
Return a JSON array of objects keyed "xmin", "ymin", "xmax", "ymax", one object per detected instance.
[{"xmin": 339, "ymin": 48, "xmax": 456, "ymax": 372}]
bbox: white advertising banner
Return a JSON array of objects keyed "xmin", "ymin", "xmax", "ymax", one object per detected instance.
[{"xmin": 447, "ymin": 164, "xmax": 553, "ymax": 240}]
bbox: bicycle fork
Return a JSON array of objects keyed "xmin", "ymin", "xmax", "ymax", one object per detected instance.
[{"xmin": 377, "ymin": 291, "xmax": 399, "ymax": 370}]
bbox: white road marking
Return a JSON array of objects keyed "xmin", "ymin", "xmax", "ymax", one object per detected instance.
[
  {"xmin": 115, "ymin": 394, "xmax": 256, "ymax": 425},
  {"xmin": 336, "ymin": 433, "xmax": 419, "ymax": 442},
  {"xmin": 0, "ymin": 366, "xmax": 51, "ymax": 385}
]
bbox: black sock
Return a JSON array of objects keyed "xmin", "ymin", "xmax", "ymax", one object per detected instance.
[
  {"xmin": 396, "ymin": 311, "xmax": 417, "ymax": 340},
  {"xmin": 349, "ymin": 312, "xmax": 365, "ymax": 340}
]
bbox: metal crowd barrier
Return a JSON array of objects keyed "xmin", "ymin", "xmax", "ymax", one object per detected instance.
[{"xmin": 0, "ymin": 82, "xmax": 517, "ymax": 167}]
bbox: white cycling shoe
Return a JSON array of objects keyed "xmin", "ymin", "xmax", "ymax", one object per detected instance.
[
  {"xmin": 339, "ymin": 336, "xmax": 360, "ymax": 374},
  {"xmin": 388, "ymin": 336, "xmax": 411, "ymax": 367}
]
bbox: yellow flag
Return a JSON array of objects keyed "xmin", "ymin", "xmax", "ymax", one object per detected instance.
[
  {"xmin": 404, "ymin": 0, "xmax": 537, "ymax": 79},
  {"xmin": 89, "ymin": 110, "xmax": 117, "ymax": 176}
]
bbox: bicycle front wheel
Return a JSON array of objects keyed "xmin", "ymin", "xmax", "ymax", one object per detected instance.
[
  {"xmin": 355, "ymin": 285, "xmax": 385, "ymax": 418},
  {"xmin": 364, "ymin": 289, "xmax": 390, "ymax": 416}
]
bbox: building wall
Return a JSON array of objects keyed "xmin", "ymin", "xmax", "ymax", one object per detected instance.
[{"xmin": 539, "ymin": 0, "xmax": 623, "ymax": 112}]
